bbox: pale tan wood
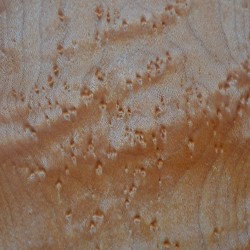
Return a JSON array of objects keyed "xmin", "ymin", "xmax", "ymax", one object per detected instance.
[{"xmin": 0, "ymin": 0, "xmax": 250, "ymax": 249}]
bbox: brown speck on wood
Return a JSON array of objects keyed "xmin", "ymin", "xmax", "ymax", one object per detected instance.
[{"xmin": 0, "ymin": 0, "xmax": 249, "ymax": 249}]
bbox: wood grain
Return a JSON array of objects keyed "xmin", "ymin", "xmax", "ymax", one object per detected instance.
[{"xmin": 0, "ymin": 0, "xmax": 250, "ymax": 249}]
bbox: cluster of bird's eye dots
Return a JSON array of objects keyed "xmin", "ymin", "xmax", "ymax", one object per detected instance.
[{"xmin": 8, "ymin": 1, "xmax": 249, "ymax": 248}]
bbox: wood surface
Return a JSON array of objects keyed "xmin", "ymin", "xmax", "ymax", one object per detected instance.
[{"xmin": 0, "ymin": 0, "xmax": 250, "ymax": 249}]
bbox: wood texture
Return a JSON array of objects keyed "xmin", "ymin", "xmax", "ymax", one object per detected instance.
[{"xmin": 0, "ymin": 0, "xmax": 250, "ymax": 249}]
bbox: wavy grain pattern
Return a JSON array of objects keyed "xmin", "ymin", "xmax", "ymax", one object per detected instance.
[{"xmin": 0, "ymin": 0, "xmax": 250, "ymax": 249}]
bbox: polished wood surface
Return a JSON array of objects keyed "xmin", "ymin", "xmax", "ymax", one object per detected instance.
[{"xmin": 0, "ymin": 0, "xmax": 250, "ymax": 249}]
